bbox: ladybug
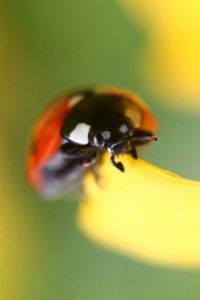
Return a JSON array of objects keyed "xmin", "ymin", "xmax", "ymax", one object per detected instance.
[{"xmin": 27, "ymin": 87, "xmax": 157, "ymax": 197}]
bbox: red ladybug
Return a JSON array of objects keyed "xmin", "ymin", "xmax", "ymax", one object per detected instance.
[{"xmin": 27, "ymin": 87, "xmax": 157, "ymax": 197}]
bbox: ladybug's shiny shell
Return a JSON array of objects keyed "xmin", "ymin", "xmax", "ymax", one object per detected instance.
[{"xmin": 27, "ymin": 87, "xmax": 157, "ymax": 197}]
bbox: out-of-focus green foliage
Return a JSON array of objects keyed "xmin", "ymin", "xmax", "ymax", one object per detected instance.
[{"xmin": 2, "ymin": 1, "xmax": 200, "ymax": 299}]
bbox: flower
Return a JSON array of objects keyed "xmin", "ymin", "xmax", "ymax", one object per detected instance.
[{"xmin": 77, "ymin": 154, "xmax": 200, "ymax": 268}]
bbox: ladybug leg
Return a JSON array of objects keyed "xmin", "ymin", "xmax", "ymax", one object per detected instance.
[
  {"xmin": 90, "ymin": 164, "xmax": 103, "ymax": 188},
  {"xmin": 89, "ymin": 152, "xmax": 103, "ymax": 187},
  {"xmin": 61, "ymin": 142, "xmax": 94, "ymax": 158},
  {"xmin": 82, "ymin": 152, "xmax": 97, "ymax": 167},
  {"xmin": 130, "ymin": 147, "xmax": 138, "ymax": 159},
  {"xmin": 110, "ymin": 155, "xmax": 125, "ymax": 172}
]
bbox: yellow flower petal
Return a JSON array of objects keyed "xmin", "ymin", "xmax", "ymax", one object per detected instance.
[{"xmin": 77, "ymin": 154, "xmax": 200, "ymax": 268}]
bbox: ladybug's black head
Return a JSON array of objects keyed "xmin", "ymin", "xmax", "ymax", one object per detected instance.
[
  {"xmin": 61, "ymin": 108, "xmax": 157, "ymax": 173},
  {"xmin": 89, "ymin": 113, "xmax": 135, "ymax": 156},
  {"xmin": 88, "ymin": 111, "xmax": 157, "ymax": 172}
]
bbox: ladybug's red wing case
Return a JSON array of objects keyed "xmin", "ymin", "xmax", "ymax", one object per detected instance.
[{"xmin": 27, "ymin": 95, "xmax": 88, "ymax": 197}]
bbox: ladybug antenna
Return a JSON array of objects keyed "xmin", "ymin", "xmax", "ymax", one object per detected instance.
[{"xmin": 132, "ymin": 130, "xmax": 158, "ymax": 146}]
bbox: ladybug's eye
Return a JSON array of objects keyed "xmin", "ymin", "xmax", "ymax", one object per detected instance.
[{"xmin": 92, "ymin": 132, "xmax": 105, "ymax": 147}]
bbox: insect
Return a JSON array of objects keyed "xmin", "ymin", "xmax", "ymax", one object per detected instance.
[{"xmin": 27, "ymin": 87, "xmax": 157, "ymax": 197}]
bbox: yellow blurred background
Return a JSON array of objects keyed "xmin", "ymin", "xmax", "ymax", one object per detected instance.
[{"xmin": 2, "ymin": 1, "xmax": 200, "ymax": 299}]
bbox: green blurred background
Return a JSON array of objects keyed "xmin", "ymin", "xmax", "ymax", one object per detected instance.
[{"xmin": 2, "ymin": 0, "xmax": 200, "ymax": 299}]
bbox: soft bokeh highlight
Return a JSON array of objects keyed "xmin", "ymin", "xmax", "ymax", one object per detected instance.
[{"xmin": 121, "ymin": 0, "xmax": 200, "ymax": 108}]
